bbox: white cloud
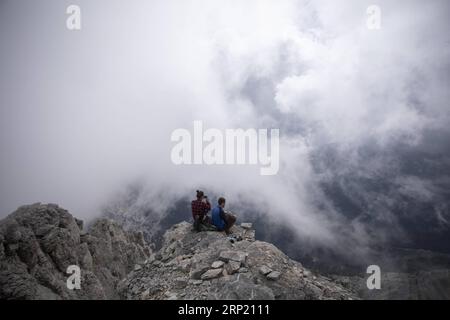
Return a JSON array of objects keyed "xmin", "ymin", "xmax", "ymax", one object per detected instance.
[{"xmin": 0, "ymin": 0, "xmax": 449, "ymax": 257}]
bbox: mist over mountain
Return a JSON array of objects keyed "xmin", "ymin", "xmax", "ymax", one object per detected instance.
[{"xmin": 1, "ymin": 0, "xmax": 450, "ymax": 299}]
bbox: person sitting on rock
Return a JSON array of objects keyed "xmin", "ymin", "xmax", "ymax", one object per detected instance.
[
  {"xmin": 211, "ymin": 197, "xmax": 236, "ymax": 235},
  {"xmin": 191, "ymin": 190, "xmax": 212, "ymax": 232}
]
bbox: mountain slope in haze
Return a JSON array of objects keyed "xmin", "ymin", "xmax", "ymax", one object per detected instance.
[
  {"xmin": 102, "ymin": 185, "xmax": 189, "ymax": 248},
  {"xmin": 332, "ymin": 247, "xmax": 450, "ymax": 300}
]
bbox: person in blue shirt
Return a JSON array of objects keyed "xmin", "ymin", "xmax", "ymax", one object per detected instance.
[{"xmin": 211, "ymin": 197, "xmax": 236, "ymax": 235}]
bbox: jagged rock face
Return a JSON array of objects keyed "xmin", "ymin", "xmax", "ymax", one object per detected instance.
[
  {"xmin": 119, "ymin": 222, "xmax": 358, "ymax": 300},
  {"xmin": 0, "ymin": 203, "xmax": 151, "ymax": 300}
]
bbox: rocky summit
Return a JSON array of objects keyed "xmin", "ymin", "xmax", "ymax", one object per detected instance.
[
  {"xmin": 0, "ymin": 204, "xmax": 358, "ymax": 300},
  {"xmin": 118, "ymin": 222, "xmax": 358, "ymax": 300}
]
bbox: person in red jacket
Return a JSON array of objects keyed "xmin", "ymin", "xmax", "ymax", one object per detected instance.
[{"xmin": 191, "ymin": 190, "xmax": 211, "ymax": 232}]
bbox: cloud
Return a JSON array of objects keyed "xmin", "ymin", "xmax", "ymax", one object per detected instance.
[{"xmin": 0, "ymin": 0, "xmax": 449, "ymax": 260}]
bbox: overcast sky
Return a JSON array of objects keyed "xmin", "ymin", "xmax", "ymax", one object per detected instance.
[{"xmin": 1, "ymin": 0, "xmax": 449, "ymax": 253}]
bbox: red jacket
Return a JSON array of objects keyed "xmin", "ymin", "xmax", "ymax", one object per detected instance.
[{"xmin": 191, "ymin": 199, "xmax": 211, "ymax": 219}]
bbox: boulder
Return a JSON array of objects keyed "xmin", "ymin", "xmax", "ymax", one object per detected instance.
[
  {"xmin": 225, "ymin": 261, "xmax": 241, "ymax": 275},
  {"xmin": 211, "ymin": 261, "xmax": 224, "ymax": 269},
  {"xmin": 259, "ymin": 265, "xmax": 272, "ymax": 276},
  {"xmin": 266, "ymin": 271, "xmax": 281, "ymax": 281},
  {"xmin": 240, "ymin": 223, "xmax": 253, "ymax": 229},
  {"xmin": 201, "ymin": 268, "xmax": 223, "ymax": 280},
  {"xmin": 219, "ymin": 250, "xmax": 247, "ymax": 264}
]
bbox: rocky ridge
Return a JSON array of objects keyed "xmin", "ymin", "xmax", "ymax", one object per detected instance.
[
  {"xmin": 0, "ymin": 204, "xmax": 358, "ymax": 300},
  {"xmin": 0, "ymin": 203, "xmax": 151, "ymax": 299},
  {"xmin": 118, "ymin": 222, "xmax": 358, "ymax": 300}
]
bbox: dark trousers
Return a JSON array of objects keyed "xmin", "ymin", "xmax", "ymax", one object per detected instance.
[
  {"xmin": 223, "ymin": 213, "xmax": 236, "ymax": 234},
  {"xmin": 193, "ymin": 214, "xmax": 211, "ymax": 231}
]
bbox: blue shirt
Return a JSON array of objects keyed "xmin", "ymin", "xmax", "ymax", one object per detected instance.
[{"xmin": 211, "ymin": 205, "xmax": 226, "ymax": 231}]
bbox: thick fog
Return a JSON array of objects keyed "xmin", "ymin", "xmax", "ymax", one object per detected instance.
[{"xmin": 1, "ymin": 0, "xmax": 449, "ymax": 257}]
